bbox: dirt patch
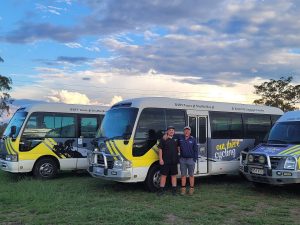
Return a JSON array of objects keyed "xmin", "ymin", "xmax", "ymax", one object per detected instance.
[
  {"xmin": 290, "ymin": 207, "xmax": 300, "ymax": 224},
  {"xmin": 165, "ymin": 213, "xmax": 186, "ymax": 225}
]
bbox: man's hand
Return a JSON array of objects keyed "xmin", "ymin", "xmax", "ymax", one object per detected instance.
[{"xmin": 159, "ymin": 159, "xmax": 164, "ymax": 165}]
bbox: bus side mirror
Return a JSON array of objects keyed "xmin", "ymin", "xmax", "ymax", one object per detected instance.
[{"xmin": 10, "ymin": 125, "xmax": 16, "ymax": 138}]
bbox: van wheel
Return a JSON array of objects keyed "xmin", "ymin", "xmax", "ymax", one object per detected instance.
[
  {"xmin": 33, "ymin": 158, "xmax": 58, "ymax": 179},
  {"xmin": 144, "ymin": 164, "xmax": 161, "ymax": 192}
]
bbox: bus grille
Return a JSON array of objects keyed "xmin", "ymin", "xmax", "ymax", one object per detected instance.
[
  {"xmin": 97, "ymin": 155, "xmax": 114, "ymax": 169},
  {"xmin": 270, "ymin": 157, "xmax": 282, "ymax": 169}
]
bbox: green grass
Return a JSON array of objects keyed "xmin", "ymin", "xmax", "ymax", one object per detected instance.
[{"xmin": 1, "ymin": 171, "xmax": 300, "ymax": 225}]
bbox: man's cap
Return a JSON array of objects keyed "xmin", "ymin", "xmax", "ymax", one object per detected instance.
[
  {"xmin": 183, "ymin": 126, "xmax": 191, "ymax": 130},
  {"xmin": 167, "ymin": 126, "xmax": 175, "ymax": 130}
]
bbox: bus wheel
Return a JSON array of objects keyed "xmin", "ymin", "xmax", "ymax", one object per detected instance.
[
  {"xmin": 33, "ymin": 158, "xmax": 58, "ymax": 179},
  {"xmin": 144, "ymin": 164, "xmax": 161, "ymax": 192}
]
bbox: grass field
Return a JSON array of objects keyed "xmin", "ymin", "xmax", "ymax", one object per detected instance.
[{"xmin": 0, "ymin": 171, "xmax": 300, "ymax": 225}]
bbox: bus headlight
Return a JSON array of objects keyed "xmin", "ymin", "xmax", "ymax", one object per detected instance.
[
  {"xmin": 284, "ymin": 157, "xmax": 296, "ymax": 170},
  {"xmin": 5, "ymin": 154, "xmax": 18, "ymax": 162},
  {"xmin": 114, "ymin": 160, "xmax": 132, "ymax": 170},
  {"xmin": 248, "ymin": 154, "xmax": 254, "ymax": 163},
  {"xmin": 114, "ymin": 160, "xmax": 123, "ymax": 169},
  {"xmin": 123, "ymin": 160, "xmax": 132, "ymax": 169},
  {"xmin": 258, "ymin": 155, "xmax": 266, "ymax": 164}
]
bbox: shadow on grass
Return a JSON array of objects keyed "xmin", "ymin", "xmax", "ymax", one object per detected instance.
[{"xmin": 250, "ymin": 182, "xmax": 300, "ymax": 196}]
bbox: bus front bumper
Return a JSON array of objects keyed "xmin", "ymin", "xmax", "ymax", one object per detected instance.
[
  {"xmin": 0, "ymin": 159, "xmax": 19, "ymax": 173},
  {"xmin": 240, "ymin": 165, "xmax": 300, "ymax": 185},
  {"xmin": 88, "ymin": 165, "xmax": 132, "ymax": 181}
]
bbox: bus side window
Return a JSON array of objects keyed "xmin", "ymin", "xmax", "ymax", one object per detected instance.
[
  {"xmin": 243, "ymin": 114, "xmax": 272, "ymax": 144},
  {"xmin": 189, "ymin": 117, "xmax": 197, "ymax": 138},
  {"xmin": 165, "ymin": 109, "xmax": 186, "ymax": 134},
  {"xmin": 210, "ymin": 112, "xmax": 243, "ymax": 139},
  {"xmin": 133, "ymin": 108, "xmax": 165, "ymax": 157},
  {"xmin": 80, "ymin": 116, "xmax": 99, "ymax": 138}
]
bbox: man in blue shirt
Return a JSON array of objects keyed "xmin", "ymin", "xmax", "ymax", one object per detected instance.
[{"xmin": 178, "ymin": 126, "xmax": 198, "ymax": 195}]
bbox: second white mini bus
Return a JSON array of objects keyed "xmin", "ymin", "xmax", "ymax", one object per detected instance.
[
  {"xmin": 0, "ymin": 103, "xmax": 107, "ymax": 178},
  {"xmin": 88, "ymin": 97, "xmax": 283, "ymax": 191}
]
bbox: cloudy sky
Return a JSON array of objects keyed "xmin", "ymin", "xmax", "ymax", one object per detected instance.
[{"xmin": 1, "ymin": 0, "xmax": 300, "ymax": 108}]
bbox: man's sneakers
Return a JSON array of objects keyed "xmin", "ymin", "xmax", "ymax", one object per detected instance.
[
  {"xmin": 180, "ymin": 186, "xmax": 186, "ymax": 196},
  {"xmin": 157, "ymin": 187, "xmax": 165, "ymax": 196},
  {"xmin": 189, "ymin": 187, "xmax": 194, "ymax": 195},
  {"xmin": 157, "ymin": 187, "xmax": 179, "ymax": 196}
]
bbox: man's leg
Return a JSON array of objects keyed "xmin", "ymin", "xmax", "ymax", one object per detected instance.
[
  {"xmin": 188, "ymin": 159, "xmax": 196, "ymax": 195},
  {"xmin": 180, "ymin": 158, "xmax": 187, "ymax": 195},
  {"xmin": 160, "ymin": 175, "xmax": 167, "ymax": 187},
  {"xmin": 171, "ymin": 175, "xmax": 177, "ymax": 187},
  {"xmin": 171, "ymin": 164, "xmax": 178, "ymax": 196},
  {"xmin": 157, "ymin": 165, "xmax": 168, "ymax": 196}
]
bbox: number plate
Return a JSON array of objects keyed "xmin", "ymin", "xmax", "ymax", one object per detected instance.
[
  {"xmin": 95, "ymin": 167, "xmax": 104, "ymax": 175},
  {"xmin": 250, "ymin": 168, "xmax": 264, "ymax": 175}
]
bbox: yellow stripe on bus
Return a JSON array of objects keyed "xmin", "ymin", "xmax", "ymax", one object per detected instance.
[
  {"xmin": 289, "ymin": 150, "xmax": 300, "ymax": 156},
  {"xmin": 279, "ymin": 145, "xmax": 300, "ymax": 155},
  {"xmin": 47, "ymin": 138, "xmax": 57, "ymax": 146},
  {"xmin": 4, "ymin": 139, "xmax": 12, "ymax": 154},
  {"xmin": 8, "ymin": 139, "xmax": 17, "ymax": 154},
  {"xmin": 105, "ymin": 142, "xmax": 118, "ymax": 160}
]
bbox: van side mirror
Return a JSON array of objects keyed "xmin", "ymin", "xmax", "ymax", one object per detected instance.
[{"xmin": 10, "ymin": 125, "xmax": 16, "ymax": 138}]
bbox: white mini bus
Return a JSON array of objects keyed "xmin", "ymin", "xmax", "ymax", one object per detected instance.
[
  {"xmin": 88, "ymin": 97, "xmax": 283, "ymax": 191},
  {"xmin": 0, "ymin": 103, "xmax": 107, "ymax": 178}
]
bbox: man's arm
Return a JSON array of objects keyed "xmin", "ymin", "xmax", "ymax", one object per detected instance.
[
  {"xmin": 193, "ymin": 139, "xmax": 198, "ymax": 162},
  {"xmin": 159, "ymin": 148, "xmax": 164, "ymax": 165}
]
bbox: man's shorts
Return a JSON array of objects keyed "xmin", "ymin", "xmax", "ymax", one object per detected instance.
[
  {"xmin": 180, "ymin": 158, "xmax": 195, "ymax": 176},
  {"xmin": 160, "ymin": 163, "xmax": 178, "ymax": 176}
]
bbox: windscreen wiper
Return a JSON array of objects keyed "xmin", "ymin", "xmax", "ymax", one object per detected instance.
[{"xmin": 268, "ymin": 139, "xmax": 288, "ymax": 144}]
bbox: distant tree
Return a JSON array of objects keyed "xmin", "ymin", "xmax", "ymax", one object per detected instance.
[
  {"xmin": 0, "ymin": 56, "xmax": 13, "ymax": 116},
  {"xmin": 253, "ymin": 76, "xmax": 300, "ymax": 112},
  {"xmin": 0, "ymin": 122, "xmax": 8, "ymax": 136}
]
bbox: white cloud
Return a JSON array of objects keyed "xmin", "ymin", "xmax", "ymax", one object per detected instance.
[
  {"xmin": 110, "ymin": 96, "xmax": 123, "ymax": 105},
  {"xmin": 47, "ymin": 90, "xmax": 92, "ymax": 105},
  {"xmin": 65, "ymin": 42, "xmax": 82, "ymax": 48},
  {"xmin": 35, "ymin": 3, "xmax": 66, "ymax": 15}
]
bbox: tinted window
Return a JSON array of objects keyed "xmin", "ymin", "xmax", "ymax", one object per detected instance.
[
  {"xmin": 210, "ymin": 112, "xmax": 243, "ymax": 139},
  {"xmin": 133, "ymin": 108, "xmax": 186, "ymax": 156},
  {"xmin": 199, "ymin": 117, "xmax": 207, "ymax": 144},
  {"xmin": 268, "ymin": 121, "xmax": 300, "ymax": 144},
  {"xmin": 97, "ymin": 108, "xmax": 138, "ymax": 139},
  {"xmin": 80, "ymin": 116, "xmax": 99, "ymax": 138},
  {"xmin": 3, "ymin": 111, "xmax": 28, "ymax": 138},
  {"xmin": 189, "ymin": 117, "xmax": 197, "ymax": 138},
  {"xmin": 166, "ymin": 109, "xmax": 186, "ymax": 132},
  {"xmin": 271, "ymin": 115, "xmax": 281, "ymax": 126},
  {"xmin": 243, "ymin": 114, "xmax": 271, "ymax": 142},
  {"xmin": 22, "ymin": 113, "xmax": 76, "ymax": 139}
]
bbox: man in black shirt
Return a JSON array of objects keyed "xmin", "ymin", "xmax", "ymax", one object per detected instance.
[{"xmin": 157, "ymin": 126, "xmax": 178, "ymax": 196}]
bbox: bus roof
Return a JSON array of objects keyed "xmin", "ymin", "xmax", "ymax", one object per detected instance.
[
  {"xmin": 17, "ymin": 103, "xmax": 108, "ymax": 114},
  {"xmin": 112, "ymin": 97, "xmax": 283, "ymax": 115},
  {"xmin": 277, "ymin": 110, "xmax": 300, "ymax": 122}
]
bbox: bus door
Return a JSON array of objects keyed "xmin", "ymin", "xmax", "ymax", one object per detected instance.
[
  {"xmin": 76, "ymin": 115, "xmax": 102, "ymax": 169},
  {"xmin": 188, "ymin": 115, "xmax": 208, "ymax": 174}
]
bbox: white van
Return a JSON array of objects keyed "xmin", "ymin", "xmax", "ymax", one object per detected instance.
[{"xmin": 240, "ymin": 110, "xmax": 300, "ymax": 185}]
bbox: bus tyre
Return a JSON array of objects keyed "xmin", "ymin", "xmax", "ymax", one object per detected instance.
[
  {"xmin": 145, "ymin": 164, "xmax": 161, "ymax": 192},
  {"xmin": 33, "ymin": 158, "xmax": 58, "ymax": 179}
]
